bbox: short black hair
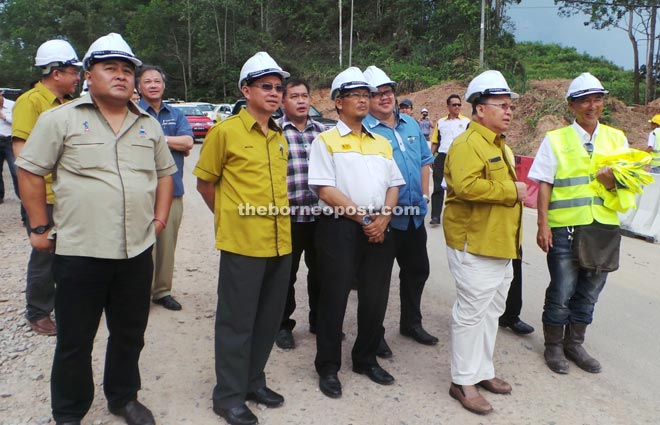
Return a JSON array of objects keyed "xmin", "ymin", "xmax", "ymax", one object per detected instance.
[
  {"xmin": 136, "ymin": 65, "xmax": 167, "ymax": 86},
  {"xmin": 284, "ymin": 79, "xmax": 310, "ymax": 97},
  {"xmin": 446, "ymin": 94, "xmax": 461, "ymax": 105}
]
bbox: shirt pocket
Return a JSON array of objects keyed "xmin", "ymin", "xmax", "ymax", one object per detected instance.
[
  {"xmin": 131, "ymin": 140, "xmax": 156, "ymax": 171},
  {"xmin": 70, "ymin": 138, "xmax": 107, "ymax": 170},
  {"xmin": 486, "ymin": 156, "xmax": 508, "ymax": 180}
]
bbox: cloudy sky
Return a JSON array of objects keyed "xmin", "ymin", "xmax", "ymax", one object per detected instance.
[{"xmin": 508, "ymin": 0, "xmax": 641, "ymax": 70}]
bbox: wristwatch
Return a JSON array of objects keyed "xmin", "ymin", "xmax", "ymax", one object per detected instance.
[
  {"xmin": 30, "ymin": 224, "xmax": 52, "ymax": 234},
  {"xmin": 361, "ymin": 215, "xmax": 373, "ymax": 226}
]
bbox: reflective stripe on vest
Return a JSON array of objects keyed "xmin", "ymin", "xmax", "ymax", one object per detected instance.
[{"xmin": 547, "ymin": 125, "xmax": 624, "ymax": 227}]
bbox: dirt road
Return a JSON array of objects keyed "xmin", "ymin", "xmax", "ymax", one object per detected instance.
[{"xmin": 1, "ymin": 145, "xmax": 659, "ymax": 425}]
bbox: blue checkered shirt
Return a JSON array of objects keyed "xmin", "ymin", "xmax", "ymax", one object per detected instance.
[{"xmin": 278, "ymin": 115, "xmax": 326, "ymax": 222}]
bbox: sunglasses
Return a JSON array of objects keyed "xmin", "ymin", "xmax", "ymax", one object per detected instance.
[
  {"xmin": 250, "ymin": 83, "xmax": 284, "ymax": 93},
  {"xmin": 450, "ymin": 103, "xmax": 461, "ymax": 107}
]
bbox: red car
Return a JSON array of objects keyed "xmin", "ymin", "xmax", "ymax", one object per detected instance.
[{"xmin": 170, "ymin": 104, "xmax": 214, "ymax": 142}]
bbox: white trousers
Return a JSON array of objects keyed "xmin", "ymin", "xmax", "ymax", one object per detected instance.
[{"xmin": 447, "ymin": 247, "xmax": 512, "ymax": 385}]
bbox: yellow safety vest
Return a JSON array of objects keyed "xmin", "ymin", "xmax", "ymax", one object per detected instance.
[
  {"xmin": 547, "ymin": 125, "xmax": 626, "ymax": 227},
  {"xmin": 652, "ymin": 131, "xmax": 660, "ymax": 167}
]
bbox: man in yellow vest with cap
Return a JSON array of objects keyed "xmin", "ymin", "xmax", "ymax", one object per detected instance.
[
  {"xmin": 529, "ymin": 72, "xmax": 627, "ymax": 376},
  {"xmin": 646, "ymin": 114, "xmax": 660, "ymax": 173}
]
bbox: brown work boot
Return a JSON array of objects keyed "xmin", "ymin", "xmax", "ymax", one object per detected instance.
[
  {"xmin": 543, "ymin": 324, "xmax": 569, "ymax": 374},
  {"xmin": 563, "ymin": 322, "xmax": 602, "ymax": 373},
  {"xmin": 478, "ymin": 377, "xmax": 512, "ymax": 394},
  {"xmin": 449, "ymin": 383, "xmax": 493, "ymax": 415},
  {"xmin": 29, "ymin": 316, "xmax": 57, "ymax": 336}
]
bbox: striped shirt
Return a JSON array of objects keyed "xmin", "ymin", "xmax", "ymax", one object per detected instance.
[{"xmin": 278, "ymin": 114, "xmax": 326, "ymax": 222}]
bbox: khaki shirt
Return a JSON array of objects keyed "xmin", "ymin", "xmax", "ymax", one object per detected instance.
[
  {"xmin": 193, "ymin": 108, "xmax": 292, "ymax": 257},
  {"xmin": 16, "ymin": 95, "xmax": 176, "ymax": 259}
]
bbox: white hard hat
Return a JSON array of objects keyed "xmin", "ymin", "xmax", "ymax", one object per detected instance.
[
  {"xmin": 566, "ymin": 72, "xmax": 608, "ymax": 99},
  {"xmin": 363, "ymin": 65, "xmax": 395, "ymax": 88},
  {"xmin": 238, "ymin": 52, "xmax": 290, "ymax": 91},
  {"xmin": 34, "ymin": 39, "xmax": 82, "ymax": 72},
  {"xmin": 82, "ymin": 33, "xmax": 142, "ymax": 70},
  {"xmin": 465, "ymin": 70, "xmax": 519, "ymax": 104},
  {"xmin": 421, "ymin": 108, "xmax": 428, "ymax": 113},
  {"xmin": 330, "ymin": 67, "xmax": 376, "ymax": 100}
]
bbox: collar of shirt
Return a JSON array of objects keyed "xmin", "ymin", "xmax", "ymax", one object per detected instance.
[
  {"xmin": 441, "ymin": 113, "xmax": 470, "ymax": 121},
  {"xmin": 34, "ymin": 81, "xmax": 63, "ymax": 106},
  {"xmin": 137, "ymin": 99, "xmax": 175, "ymax": 116},
  {"xmin": 278, "ymin": 113, "xmax": 324, "ymax": 133},
  {"xmin": 468, "ymin": 120, "xmax": 506, "ymax": 147},
  {"xmin": 336, "ymin": 118, "xmax": 375, "ymax": 138},
  {"xmin": 78, "ymin": 93, "xmax": 148, "ymax": 118},
  {"xmin": 571, "ymin": 120, "xmax": 599, "ymax": 143},
  {"xmin": 238, "ymin": 108, "xmax": 281, "ymax": 133}
]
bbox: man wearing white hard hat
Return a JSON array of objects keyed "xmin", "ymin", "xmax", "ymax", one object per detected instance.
[
  {"xmin": 529, "ymin": 73, "xmax": 628, "ymax": 376},
  {"xmin": 362, "ymin": 65, "xmax": 437, "ymax": 357},
  {"xmin": 195, "ymin": 51, "xmax": 291, "ymax": 425},
  {"xmin": 417, "ymin": 107, "xmax": 432, "ymax": 140},
  {"xmin": 17, "ymin": 33, "xmax": 175, "ymax": 425},
  {"xmin": 12, "ymin": 38, "xmax": 82, "ymax": 337},
  {"xmin": 308, "ymin": 66, "xmax": 404, "ymax": 399},
  {"xmin": 443, "ymin": 70, "xmax": 525, "ymax": 415},
  {"xmin": 646, "ymin": 114, "xmax": 660, "ymax": 173}
]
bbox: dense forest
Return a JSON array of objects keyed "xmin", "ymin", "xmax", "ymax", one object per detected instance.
[{"xmin": 0, "ymin": 0, "xmax": 648, "ymax": 104}]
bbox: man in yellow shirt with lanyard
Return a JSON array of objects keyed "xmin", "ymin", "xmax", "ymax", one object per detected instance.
[{"xmin": 12, "ymin": 39, "xmax": 82, "ymax": 336}]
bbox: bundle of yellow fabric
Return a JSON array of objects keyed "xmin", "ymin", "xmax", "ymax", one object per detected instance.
[{"xmin": 591, "ymin": 148, "xmax": 654, "ymax": 211}]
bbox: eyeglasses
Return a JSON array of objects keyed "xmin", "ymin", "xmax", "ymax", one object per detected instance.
[
  {"xmin": 250, "ymin": 83, "xmax": 284, "ymax": 92},
  {"xmin": 450, "ymin": 103, "xmax": 462, "ymax": 107},
  {"xmin": 56, "ymin": 69, "xmax": 81, "ymax": 77},
  {"xmin": 341, "ymin": 92, "xmax": 371, "ymax": 100},
  {"xmin": 481, "ymin": 102, "xmax": 516, "ymax": 112},
  {"xmin": 371, "ymin": 88, "xmax": 394, "ymax": 99}
]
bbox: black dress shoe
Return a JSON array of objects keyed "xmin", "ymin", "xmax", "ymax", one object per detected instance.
[
  {"xmin": 213, "ymin": 403, "xmax": 258, "ymax": 425},
  {"xmin": 56, "ymin": 422, "xmax": 81, "ymax": 425},
  {"xmin": 400, "ymin": 325, "xmax": 439, "ymax": 346},
  {"xmin": 376, "ymin": 337, "xmax": 392, "ymax": 358},
  {"xmin": 319, "ymin": 373, "xmax": 342, "ymax": 398},
  {"xmin": 152, "ymin": 295, "xmax": 182, "ymax": 311},
  {"xmin": 352, "ymin": 364, "xmax": 395, "ymax": 386},
  {"xmin": 500, "ymin": 319, "xmax": 534, "ymax": 335},
  {"xmin": 109, "ymin": 400, "xmax": 155, "ymax": 425},
  {"xmin": 246, "ymin": 386, "xmax": 284, "ymax": 407},
  {"xmin": 275, "ymin": 328, "xmax": 295, "ymax": 349}
]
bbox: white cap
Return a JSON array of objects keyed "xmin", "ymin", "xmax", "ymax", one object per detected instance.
[
  {"xmin": 421, "ymin": 108, "xmax": 428, "ymax": 113},
  {"xmin": 83, "ymin": 33, "xmax": 142, "ymax": 70},
  {"xmin": 566, "ymin": 72, "xmax": 608, "ymax": 99},
  {"xmin": 238, "ymin": 52, "xmax": 290, "ymax": 91},
  {"xmin": 363, "ymin": 65, "xmax": 395, "ymax": 88},
  {"xmin": 34, "ymin": 39, "xmax": 82, "ymax": 73},
  {"xmin": 465, "ymin": 70, "xmax": 519, "ymax": 104},
  {"xmin": 330, "ymin": 67, "xmax": 377, "ymax": 100}
]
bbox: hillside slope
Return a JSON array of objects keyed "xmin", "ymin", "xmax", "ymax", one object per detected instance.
[{"xmin": 312, "ymin": 79, "xmax": 656, "ymax": 156}]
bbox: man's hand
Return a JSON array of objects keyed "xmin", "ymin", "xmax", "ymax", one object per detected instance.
[
  {"xmin": 363, "ymin": 215, "xmax": 390, "ymax": 243},
  {"xmin": 536, "ymin": 225, "xmax": 553, "ymax": 253},
  {"xmin": 596, "ymin": 166, "xmax": 616, "ymax": 190},
  {"xmin": 515, "ymin": 181, "xmax": 528, "ymax": 202},
  {"xmin": 30, "ymin": 232, "xmax": 55, "ymax": 253},
  {"xmin": 154, "ymin": 220, "xmax": 165, "ymax": 236}
]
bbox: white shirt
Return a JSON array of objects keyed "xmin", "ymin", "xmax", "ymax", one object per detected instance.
[
  {"xmin": 0, "ymin": 97, "xmax": 14, "ymax": 137},
  {"xmin": 435, "ymin": 115, "xmax": 470, "ymax": 154},
  {"xmin": 528, "ymin": 121, "xmax": 629, "ymax": 184},
  {"xmin": 647, "ymin": 128, "xmax": 659, "ymax": 150},
  {"xmin": 308, "ymin": 119, "xmax": 405, "ymax": 210}
]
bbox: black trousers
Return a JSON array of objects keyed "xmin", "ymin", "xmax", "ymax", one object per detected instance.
[
  {"xmin": 51, "ymin": 248, "xmax": 153, "ymax": 421},
  {"xmin": 431, "ymin": 153, "xmax": 446, "ymax": 220},
  {"xmin": 314, "ymin": 216, "xmax": 396, "ymax": 375},
  {"xmin": 0, "ymin": 136, "xmax": 18, "ymax": 200},
  {"xmin": 213, "ymin": 251, "xmax": 291, "ymax": 409},
  {"xmin": 391, "ymin": 218, "xmax": 430, "ymax": 328},
  {"xmin": 280, "ymin": 221, "xmax": 319, "ymax": 331},
  {"xmin": 500, "ymin": 257, "xmax": 523, "ymax": 324}
]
